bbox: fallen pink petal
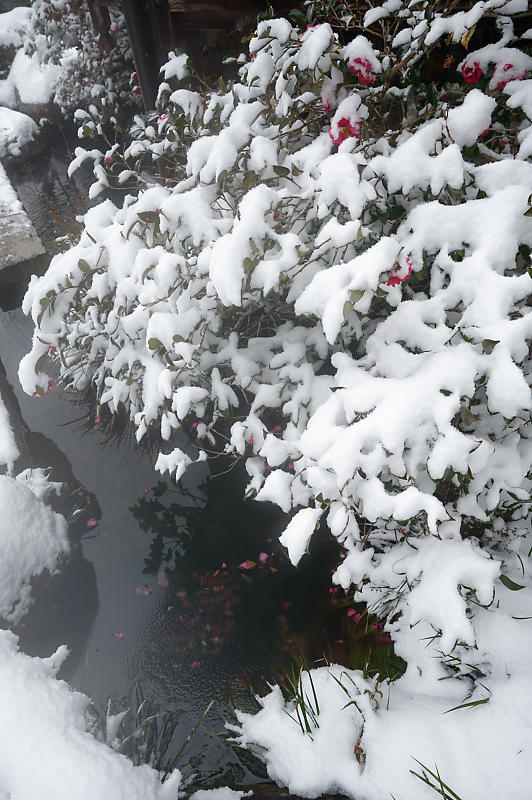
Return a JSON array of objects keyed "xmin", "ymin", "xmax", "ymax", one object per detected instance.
[
  {"xmin": 86, "ymin": 519, "xmax": 97, "ymax": 528},
  {"xmin": 113, "ymin": 632, "xmax": 124, "ymax": 639},
  {"xmin": 135, "ymin": 585, "xmax": 152, "ymax": 595}
]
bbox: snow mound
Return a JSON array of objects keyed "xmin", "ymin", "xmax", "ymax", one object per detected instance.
[
  {"xmin": 0, "ymin": 106, "xmax": 38, "ymax": 158},
  {"xmin": 0, "ymin": 7, "xmax": 31, "ymax": 49},
  {"xmin": 0, "ymin": 630, "xmax": 182, "ymax": 800},
  {"xmin": 0, "ymin": 473, "xmax": 69, "ymax": 624}
]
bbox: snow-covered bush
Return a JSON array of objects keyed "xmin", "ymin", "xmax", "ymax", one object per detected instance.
[
  {"xmin": 20, "ymin": 1, "xmax": 532, "ymax": 794},
  {"xmin": 23, "ymin": 0, "xmax": 137, "ymax": 115}
]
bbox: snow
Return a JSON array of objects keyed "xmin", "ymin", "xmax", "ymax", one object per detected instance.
[
  {"xmin": 0, "ymin": 48, "xmax": 60, "ymax": 108},
  {"xmin": 235, "ymin": 573, "xmax": 532, "ymax": 800},
  {"xmin": 0, "ymin": 7, "xmax": 31, "ymax": 48},
  {"xmin": 0, "ymin": 630, "xmax": 183, "ymax": 800},
  {"xmin": 0, "ymin": 106, "xmax": 38, "ymax": 158},
  {"xmin": 0, "ymin": 473, "xmax": 69, "ymax": 624}
]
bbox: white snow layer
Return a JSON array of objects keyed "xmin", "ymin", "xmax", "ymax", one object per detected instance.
[
  {"xmin": 0, "ymin": 106, "xmax": 38, "ymax": 158},
  {"xmin": 0, "ymin": 473, "xmax": 69, "ymax": 623},
  {"xmin": 0, "ymin": 630, "xmax": 182, "ymax": 800},
  {"xmin": 0, "ymin": 7, "xmax": 30, "ymax": 48}
]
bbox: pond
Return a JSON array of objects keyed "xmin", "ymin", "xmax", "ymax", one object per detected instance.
[{"xmin": 0, "ymin": 144, "xmax": 400, "ymax": 789}]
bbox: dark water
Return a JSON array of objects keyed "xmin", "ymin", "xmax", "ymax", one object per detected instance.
[
  {"xmin": 0, "ymin": 305, "xmax": 368, "ymax": 784},
  {"xmin": 0, "ymin": 142, "xmax": 399, "ymax": 786}
]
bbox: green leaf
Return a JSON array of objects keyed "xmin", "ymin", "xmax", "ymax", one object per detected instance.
[
  {"xmin": 349, "ymin": 289, "xmax": 365, "ymax": 305},
  {"xmin": 34, "ymin": 353, "xmax": 47, "ymax": 374},
  {"xmin": 444, "ymin": 697, "xmax": 489, "ymax": 713},
  {"xmin": 148, "ymin": 338, "xmax": 162, "ymax": 350},
  {"xmin": 499, "ymin": 574, "xmax": 525, "ymax": 591},
  {"xmin": 460, "ymin": 406, "xmax": 479, "ymax": 427},
  {"xmin": 137, "ymin": 211, "xmax": 160, "ymax": 224},
  {"xmin": 78, "ymin": 259, "xmax": 91, "ymax": 273},
  {"xmin": 387, "ymin": 204, "xmax": 405, "ymax": 220},
  {"xmin": 273, "ymin": 165, "xmax": 290, "ymax": 178},
  {"xmin": 523, "ymin": 207, "xmax": 532, "ymax": 217},
  {"xmin": 482, "ymin": 339, "xmax": 499, "ymax": 354},
  {"xmin": 343, "ymin": 301, "xmax": 353, "ymax": 320},
  {"xmin": 217, "ymin": 76, "xmax": 226, "ymax": 94},
  {"xmin": 291, "ymin": 164, "xmax": 303, "ymax": 176},
  {"xmin": 142, "ymin": 265, "xmax": 155, "ymax": 282}
]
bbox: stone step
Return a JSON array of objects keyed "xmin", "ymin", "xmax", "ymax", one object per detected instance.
[{"xmin": 0, "ymin": 160, "xmax": 48, "ymax": 289}]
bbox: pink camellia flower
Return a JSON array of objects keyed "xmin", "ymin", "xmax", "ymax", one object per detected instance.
[
  {"xmin": 130, "ymin": 72, "xmax": 137, "ymax": 83},
  {"xmin": 221, "ymin": 562, "xmax": 227, "ymax": 569},
  {"xmin": 322, "ymin": 97, "xmax": 332, "ymax": 113},
  {"xmin": 478, "ymin": 128, "xmax": 489, "ymax": 139},
  {"xmin": 190, "ymin": 660, "xmax": 201, "ymax": 670},
  {"xmin": 259, "ymin": 552, "xmax": 269, "ymax": 563},
  {"xmin": 250, "ymin": 52, "xmax": 257, "ymax": 61},
  {"xmin": 461, "ymin": 61, "xmax": 482, "ymax": 84},
  {"xmin": 108, "ymin": 22, "xmax": 118, "ymax": 35},
  {"xmin": 157, "ymin": 113, "xmax": 169, "ymax": 127},
  {"xmin": 386, "ymin": 256, "xmax": 413, "ymax": 287},
  {"xmin": 348, "ymin": 57, "xmax": 376, "ymax": 85},
  {"xmin": 133, "ymin": 86, "xmax": 141, "ymax": 95},
  {"xmin": 497, "ymin": 65, "xmax": 525, "ymax": 90},
  {"xmin": 104, "ymin": 156, "xmax": 111, "ymax": 163},
  {"xmin": 328, "ymin": 117, "xmax": 361, "ymax": 147}
]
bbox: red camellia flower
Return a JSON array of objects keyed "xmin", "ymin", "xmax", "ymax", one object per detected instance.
[
  {"xmin": 328, "ymin": 117, "xmax": 361, "ymax": 146},
  {"xmin": 497, "ymin": 64, "xmax": 525, "ymax": 90},
  {"xmin": 461, "ymin": 61, "xmax": 482, "ymax": 84},
  {"xmin": 133, "ymin": 86, "xmax": 141, "ymax": 95},
  {"xmin": 386, "ymin": 257, "xmax": 413, "ymax": 287},
  {"xmin": 348, "ymin": 57, "xmax": 376, "ymax": 85}
]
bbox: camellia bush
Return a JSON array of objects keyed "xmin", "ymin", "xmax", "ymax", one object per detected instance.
[
  {"xmin": 19, "ymin": 0, "xmax": 532, "ymax": 796},
  {"xmin": 25, "ymin": 0, "xmax": 137, "ymax": 114}
]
